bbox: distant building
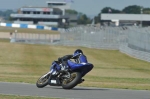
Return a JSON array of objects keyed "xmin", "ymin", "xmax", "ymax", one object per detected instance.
[
  {"xmin": 10, "ymin": 0, "xmax": 77, "ymax": 27},
  {"xmin": 101, "ymin": 14, "xmax": 150, "ymax": 26}
]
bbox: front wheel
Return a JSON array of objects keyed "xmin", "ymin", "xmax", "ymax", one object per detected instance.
[
  {"xmin": 62, "ymin": 72, "xmax": 82, "ymax": 89},
  {"xmin": 36, "ymin": 73, "xmax": 50, "ymax": 88}
]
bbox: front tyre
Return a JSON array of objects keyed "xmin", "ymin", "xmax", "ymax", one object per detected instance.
[
  {"xmin": 62, "ymin": 72, "xmax": 81, "ymax": 89},
  {"xmin": 36, "ymin": 73, "xmax": 50, "ymax": 88}
]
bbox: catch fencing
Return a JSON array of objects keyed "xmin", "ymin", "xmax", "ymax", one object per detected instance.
[
  {"xmin": 120, "ymin": 27, "xmax": 150, "ymax": 62},
  {"xmin": 10, "ymin": 26, "xmax": 150, "ymax": 62},
  {"xmin": 60, "ymin": 26, "xmax": 124, "ymax": 49},
  {"xmin": 11, "ymin": 33, "xmax": 60, "ymax": 45},
  {"xmin": 59, "ymin": 26, "xmax": 150, "ymax": 62}
]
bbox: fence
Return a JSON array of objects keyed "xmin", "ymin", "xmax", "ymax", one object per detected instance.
[
  {"xmin": 59, "ymin": 26, "xmax": 150, "ymax": 62},
  {"xmin": 120, "ymin": 27, "xmax": 150, "ymax": 62},
  {"xmin": 11, "ymin": 33, "xmax": 60, "ymax": 45},
  {"xmin": 11, "ymin": 26, "xmax": 150, "ymax": 62},
  {"xmin": 60, "ymin": 26, "xmax": 123, "ymax": 49}
]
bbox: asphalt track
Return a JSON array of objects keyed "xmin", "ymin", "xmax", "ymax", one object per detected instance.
[{"xmin": 0, "ymin": 82, "xmax": 150, "ymax": 99}]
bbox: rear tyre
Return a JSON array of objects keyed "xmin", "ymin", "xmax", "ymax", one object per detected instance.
[
  {"xmin": 36, "ymin": 73, "xmax": 50, "ymax": 88},
  {"xmin": 62, "ymin": 72, "xmax": 81, "ymax": 89}
]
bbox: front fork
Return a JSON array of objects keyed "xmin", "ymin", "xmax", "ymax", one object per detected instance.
[{"xmin": 58, "ymin": 71, "xmax": 71, "ymax": 79}]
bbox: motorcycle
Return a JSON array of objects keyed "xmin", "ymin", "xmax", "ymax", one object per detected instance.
[{"xmin": 36, "ymin": 52, "xmax": 93, "ymax": 89}]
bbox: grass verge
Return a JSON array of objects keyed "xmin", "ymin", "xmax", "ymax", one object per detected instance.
[
  {"xmin": 0, "ymin": 39, "xmax": 150, "ymax": 90},
  {"xmin": 0, "ymin": 94, "xmax": 60, "ymax": 99}
]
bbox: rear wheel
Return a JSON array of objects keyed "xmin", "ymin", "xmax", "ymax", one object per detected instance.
[
  {"xmin": 36, "ymin": 73, "xmax": 50, "ymax": 88},
  {"xmin": 62, "ymin": 72, "xmax": 81, "ymax": 89}
]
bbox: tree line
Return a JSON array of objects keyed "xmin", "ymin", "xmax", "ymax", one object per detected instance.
[
  {"xmin": 0, "ymin": 10, "xmax": 16, "ymax": 21},
  {"xmin": 95, "ymin": 5, "xmax": 150, "ymax": 24},
  {"xmin": 67, "ymin": 5, "xmax": 150, "ymax": 25}
]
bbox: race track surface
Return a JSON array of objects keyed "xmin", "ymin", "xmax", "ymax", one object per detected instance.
[{"xmin": 0, "ymin": 82, "xmax": 150, "ymax": 99}]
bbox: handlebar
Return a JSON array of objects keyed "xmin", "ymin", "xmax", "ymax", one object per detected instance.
[{"xmin": 72, "ymin": 53, "xmax": 81, "ymax": 59}]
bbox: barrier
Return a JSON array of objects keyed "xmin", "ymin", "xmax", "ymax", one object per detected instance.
[
  {"xmin": 0, "ymin": 22, "xmax": 59, "ymax": 31},
  {"xmin": 10, "ymin": 33, "xmax": 60, "ymax": 45},
  {"xmin": 59, "ymin": 26, "xmax": 150, "ymax": 63},
  {"xmin": 9, "ymin": 25, "xmax": 150, "ymax": 62}
]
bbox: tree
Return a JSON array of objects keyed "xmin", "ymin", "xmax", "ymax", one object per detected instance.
[
  {"xmin": 0, "ymin": 9, "xmax": 16, "ymax": 20},
  {"xmin": 143, "ymin": 8, "xmax": 150, "ymax": 14},
  {"xmin": 78, "ymin": 14, "xmax": 87, "ymax": 24},
  {"xmin": 122, "ymin": 5, "xmax": 142, "ymax": 14},
  {"xmin": 77, "ymin": 14, "xmax": 91, "ymax": 24},
  {"xmin": 65, "ymin": 9, "xmax": 78, "ymax": 14},
  {"xmin": 101, "ymin": 7, "xmax": 121, "ymax": 13},
  {"xmin": 94, "ymin": 13, "xmax": 101, "ymax": 24},
  {"xmin": 65, "ymin": 9, "xmax": 91, "ymax": 25}
]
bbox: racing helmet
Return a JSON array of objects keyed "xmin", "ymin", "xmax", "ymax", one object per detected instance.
[{"xmin": 73, "ymin": 49, "xmax": 83, "ymax": 56}]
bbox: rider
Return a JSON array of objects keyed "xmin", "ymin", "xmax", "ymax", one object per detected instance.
[
  {"xmin": 58, "ymin": 49, "xmax": 86, "ymax": 69},
  {"xmin": 73, "ymin": 49, "xmax": 93, "ymax": 77},
  {"xmin": 73, "ymin": 49, "xmax": 88, "ymax": 64},
  {"xmin": 58, "ymin": 49, "xmax": 93, "ymax": 83},
  {"xmin": 58, "ymin": 49, "xmax": 93, "ymax": 75}
]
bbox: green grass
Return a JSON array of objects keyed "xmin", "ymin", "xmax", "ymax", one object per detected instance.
[
  {"xmin": 0, "ymin": 39, "xmax": 150, "ymax": 90},
  {"xmin": 0, "ymin": 94, "xmax": 60, "ymax": 99},
  {"xmin": 0, "ymin": 26, "xmax": 59, "ymax": 34}
]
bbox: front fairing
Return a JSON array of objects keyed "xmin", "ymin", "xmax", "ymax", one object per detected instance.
[
  {"xmin": 51, "ymin": 61, "xmax": 61, "ymax": 70},
  {"xmin": 50, "ymin": 61, "xmax": 61, "ymax": 75}
]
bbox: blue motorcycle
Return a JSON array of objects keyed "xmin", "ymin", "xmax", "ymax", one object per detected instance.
[{"xmin": 36, "ymin": 49, "xmax": 93, "ymax": 89}]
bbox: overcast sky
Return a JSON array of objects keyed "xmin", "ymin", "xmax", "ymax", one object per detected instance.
[{"xmin": 0, "ymin": 0, "xmax": 150, "ymax": 17}]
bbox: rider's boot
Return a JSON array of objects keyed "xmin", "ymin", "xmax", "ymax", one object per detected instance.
[{"xmin": 78, "ymin": 79, "xmax": 84, "ymax": 84}]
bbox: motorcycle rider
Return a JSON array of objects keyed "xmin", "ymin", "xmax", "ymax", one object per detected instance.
[
  {"xmin": 58, "ymin": 49, "xmax": 86, "ymax": 69},
  {"xmin": 36, "ymin": 49, "xmax": 93, "ymax": 88},
  {"xmin": 58, "ymin": 49, "xmax": 93, "ymax": 80}
]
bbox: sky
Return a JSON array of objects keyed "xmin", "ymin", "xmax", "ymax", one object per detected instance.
[{"xmin": 0, "ymin": 0, "xmax": 150, "ymax": 17}]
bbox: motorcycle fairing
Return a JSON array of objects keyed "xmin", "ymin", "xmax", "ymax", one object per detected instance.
[{"xmin": 67, "ymin": 60, "xmax": 93, "ymax": 77}]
